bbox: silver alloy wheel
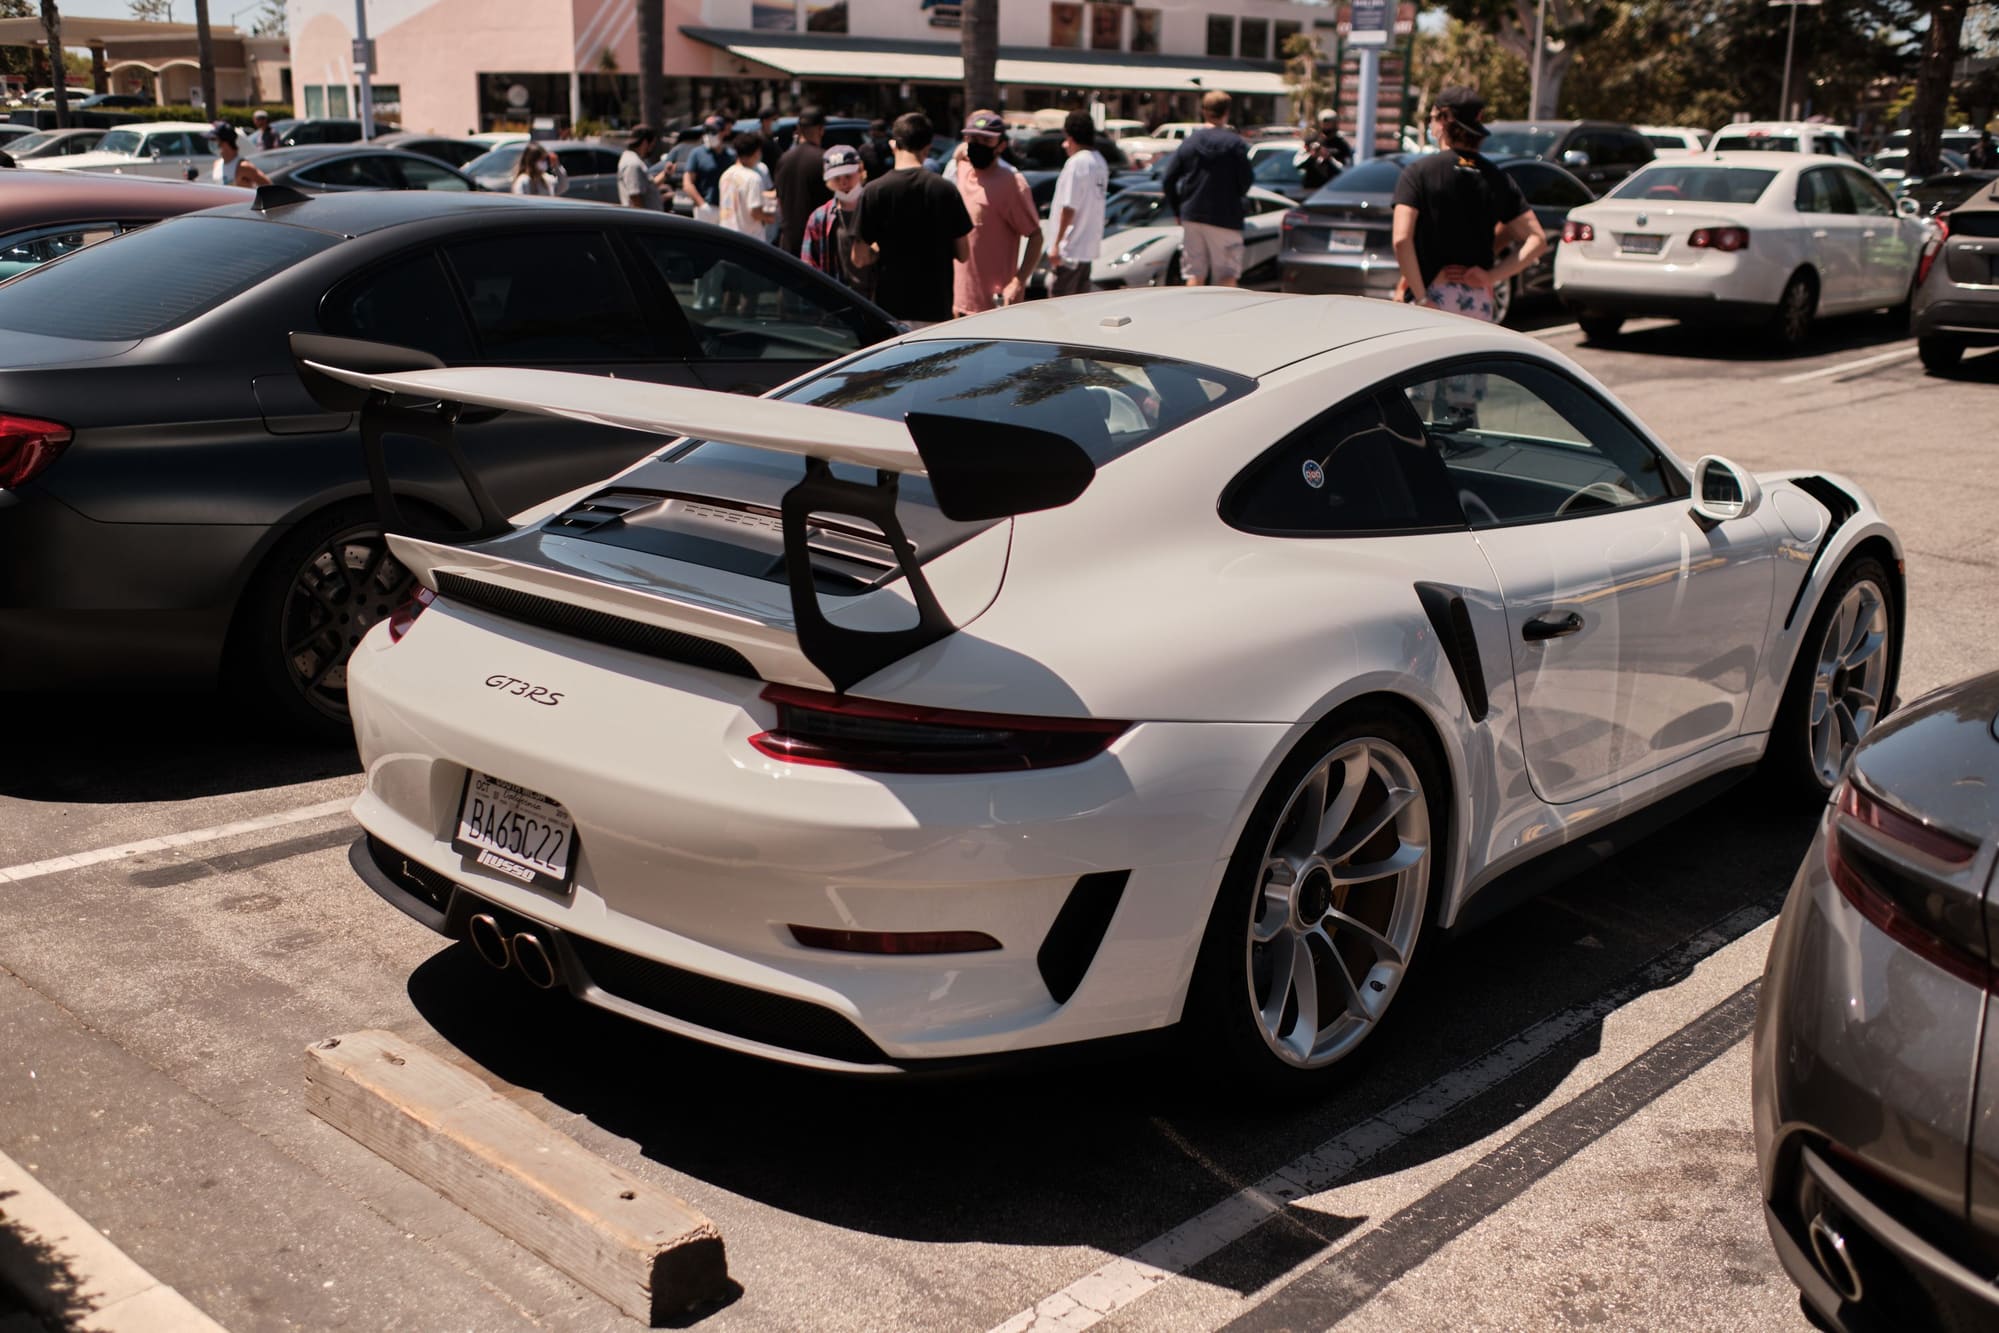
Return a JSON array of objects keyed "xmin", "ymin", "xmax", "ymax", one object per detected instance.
[
  {"xmin": 280, "ymin": 526, "xmax": 414, "ymax": 720},
  {"xmin": 1492, "ymin": 274, "xmax": 1515, "ymax": 326},
  {"xmin": 1246, "ymin": 738, "xmax": 1430, "ymax": 1069},
  {"xmin": 1809, "ymin": 579, "xmax": 1890, "ymax": 787}
]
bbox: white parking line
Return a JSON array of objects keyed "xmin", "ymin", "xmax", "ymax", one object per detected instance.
[
  {"xmin": 985, "ymin": 900, "xmax": 1775, "ymax": 1333},
  {"xmin": 1776, "ymin": 344, "xmax": 1919, "ymax": 384},
  {"xmin": 1530, "ymin": 323, "xmax": 1581, "ymax": 339},
  {"xmin": 0, "ymin": 799, "xmax": 354, "ymax": 884}
]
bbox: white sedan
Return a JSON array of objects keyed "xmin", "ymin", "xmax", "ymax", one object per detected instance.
[
  {"xmin": 18, "ymin": 121, "xmax": 217, "ymax": 179},
  {"xmin": 303, "ymin": 290, "xmax": 1902, "ymax": 1086},
  {"xmin": 1044, "ymin": 185, "xmax": 1293, "ymax": 289},
  {"xmin": 1556, "ymin": 151, "xmax": 1933, "ymax": 345}
]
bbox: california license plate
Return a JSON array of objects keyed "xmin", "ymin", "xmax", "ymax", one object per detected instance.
[
  {"xmin": 1329, "ymin": 229, "xmax": 1365, "ymax": 252},
  {"xmin": 452, "ymin": 771, "xmax": 576, "ymax": 892},
  {"xmin": 1620, "ymin": 233, "xmax": 1665, "ymax": 254}
]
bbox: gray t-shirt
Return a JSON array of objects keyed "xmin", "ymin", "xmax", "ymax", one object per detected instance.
[{"xmin": 617, "ymin": 148, "xmax": 661, "ymax": 209}]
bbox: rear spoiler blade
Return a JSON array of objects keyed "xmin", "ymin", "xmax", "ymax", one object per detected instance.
[{"xmin": 287, "ymin": 334, "xmax": 1095, "ymax": 692}]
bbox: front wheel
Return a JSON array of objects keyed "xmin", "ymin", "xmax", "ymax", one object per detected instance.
[
  {"xmin": 1764, "ymin": 557, "xmax": 1896, "ymax": 802},
  {"xmin": 1186, "ymin": 710, "xmax": 1443, "ymax": 1092}
]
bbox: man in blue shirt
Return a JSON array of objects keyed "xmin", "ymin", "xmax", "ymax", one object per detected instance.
[
  {"xmin": 679, "ymin": 115, "xmax": 735, "ymax": 225},
  {"xmin": 1160, "ymin": 91, "xmax": 1253, "ymax": 287}
]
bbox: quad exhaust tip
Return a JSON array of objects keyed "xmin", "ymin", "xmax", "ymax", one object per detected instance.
[
  {"xmin": 511, "ymin": 932, "xmax": 559, "ymax": 990},
  {"xmin": 468, "ymin": 913, "xmax": 511, "ymax": 970},
  {"xmin": 1808, "ymin": 1211, "xmax": 1864, "ymax": 1305}
]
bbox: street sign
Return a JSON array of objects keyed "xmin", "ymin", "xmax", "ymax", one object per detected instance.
[
  {"xmin": 351, "ymin": 37, "xmax": 376, "ymax": 73},
  {"xmin": 1348, "ymin": 0, "xmax": 1392, "ymax": 48}
]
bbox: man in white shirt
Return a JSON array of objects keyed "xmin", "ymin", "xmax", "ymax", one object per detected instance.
[
  {"xmin": 718, "ymin": 132, "xmax": 773, "ymax": 237},
  {"xmin": 1048, "ymin": 110, "xmax": 1108, "ymax": 297}
]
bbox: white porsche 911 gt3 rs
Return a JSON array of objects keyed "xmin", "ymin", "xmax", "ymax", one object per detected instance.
[{"xmin": 299, "ymin": 289, "xmax": 1903, "ymax": 1087}]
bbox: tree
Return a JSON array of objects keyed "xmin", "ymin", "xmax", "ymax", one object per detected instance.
[
  {"xmin": 1909, "ymin": 1, "xmax": 1971, "ymax": 172},
  {"xmin": 961, "ymin": 0, "xmax": 997, "ymax": 116},
  {"xmin": 1441, "ymin": 0, "xmax": 1618, "ymax": 120},
  {"xmin": 38, "ymin": 0, "xmax": 65, "ymax": 128},
  {"xmin": 1410, "ymin": 16, "xmax": 1530, "ymax": 120},
  {"xmin": 128, "ymin": 0, "xmax": 171, "ymax": 19},
  {"xmin": 192, "ymin": 0, "xmax": 215, "ymax": 116},
  {"xmin": 1281, "ymin": 32, "xmax": 1334, "ymax": 124},
  {"xmin": 249, "ymin": 0, "xmax": 285, "ymax": 36},
  {"xmin": 636, "ymin": 0, "xmax": 661, "ymax": 127}
]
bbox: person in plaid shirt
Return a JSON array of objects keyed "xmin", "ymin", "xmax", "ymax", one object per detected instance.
[{"xmin": 800, "ymin": 145, "xmax": 874, "ymax": 302}]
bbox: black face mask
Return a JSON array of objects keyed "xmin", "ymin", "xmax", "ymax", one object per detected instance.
[{"xmin": 966, "ymin": 143, "xmax": 997, "ymax": 169}]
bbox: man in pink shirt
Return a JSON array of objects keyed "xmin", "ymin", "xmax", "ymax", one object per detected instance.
[{"xmin": 952, "ymin": 110, "xmax": 1043, "ymax": 316}]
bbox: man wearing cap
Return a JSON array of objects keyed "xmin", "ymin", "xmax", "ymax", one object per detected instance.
[
  {"xmin": 618, "ymin": 125, "xmax": 672, "ymax": 211},
  {"xmin": 1390, "ymin": 86, "xmax": 1545, "ymax": 322},
  {"xmin": 208, "ymin": 122, "xmax": 270, "ymax": 189},
  {"xmin": 801, "ymin": 145, "xmax": 873, "ymax": 301},
  {"xmin": 678, "ymin": 116, "xmax": 735, "ymax": 222},
  {"xmin": 950, "ymin": 110, "xmax": 1042, "ymax": 315},
  {"xmin": 248, "ymin": 108, "xmax": 279, "ymax": 153},
  {"xmin": 1160, "ymin": 90, "xmax": 1253, "ymax": 287},
  {"xmin": 775, "ymin": 106, "xmax": 831, "ymax": 256}
]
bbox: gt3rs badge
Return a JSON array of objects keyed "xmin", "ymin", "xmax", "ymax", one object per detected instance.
[{"xmin": 1301, "ymin": 459, "xmax": 1325, "ymax": 489}]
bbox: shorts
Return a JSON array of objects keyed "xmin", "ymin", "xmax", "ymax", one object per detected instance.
[
  {"xmin": 1426, "ymin": 280, "xmax": 1497, "ymax": 322},
  {"xmin": 1050, "ymin": 261, "xmax": 1095, "ymax": 297},
  {"xmin": 1180, "ymin": 221, "xmax": 1244, "ymax": 283}
]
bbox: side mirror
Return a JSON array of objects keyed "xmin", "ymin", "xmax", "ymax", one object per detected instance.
[
  {"xmin": 1561, "ymin": 150, "xmax": 1591, "ymax": 169},
  {"xmin": 1691, "ymin": 455, "xmax": 1763, "ymax": 524},
  {"xmin": 1897, "ymin": 196, "xmax": 1921, "ymax": 218}
]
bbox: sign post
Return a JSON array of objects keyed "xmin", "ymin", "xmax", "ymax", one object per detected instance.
[
  {"xmin": 1770, "ymin": 0, "xmax": 1821, "ymax": 122},
  {"xmin": 352, "ymin": 2, "xmax": 375, "ymax": 140},
  {"xmin": 1348, "ymin": 0, "xmax": 1391, "ymax": 162}
]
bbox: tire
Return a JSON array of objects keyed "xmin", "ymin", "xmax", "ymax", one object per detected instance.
[
  {"xmin": 1184, "ymin": 706, "xmax": 1447, "ymax": 1093},
  {"xmin": 1492, "ymin": 275, "xmax": 1517, "ymax": 327},
  {"xmin": 232, "ymin": 501, "xmax": 420, "ymax": 740},
  {"xmin": 1919, "ymin": 334, "xmax": 1965, "ymax": 375},
  {"xmin": 1164, "ymin": 250, "xmax": 1184, "ymax": 287},
  {"xmin": 1763, "ymin": 556, "xmax": 1896, "ymax": 804},
  {"xmin": 1578, "ymin": 314, "xmax": 1623, "ymax": 343},
  {"xmin": 1770, "ymin": 272, "xmax": 1818, "ymax": 349}
]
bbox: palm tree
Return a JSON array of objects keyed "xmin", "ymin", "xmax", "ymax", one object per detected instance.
[
  {"xmin": 961, "ymin": 0, "xmax": 996, "ymax": 115},
  {"xmin": 637, "ymin": 0, "xmax": 663, "ymax": 129},
  {"xmin": 38, "ymin": 0, "xmax": 66, "ymax": 129},
  {"xmin": 193, "ymin": 0, "xmax": 217, "ymax": 121}
]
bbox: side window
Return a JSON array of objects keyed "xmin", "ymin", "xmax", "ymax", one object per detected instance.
[
  {"xmin": 442, "ymin": 231, "xmax": 662, "ymax": 362},
  {"xmin": 1838, "ymin": 168, "xmax": 1894, "ymax": 217},
  {"xmin": 1403, "ymin": 361, "xmax": 1680, "ymax": 528},
  {"xmin": 1567, "ymin": 130, "xmax": 1611, "ymax": 164},
  {"xmin": 1515, "ymin": 164, "xmax": 1588, "ymax": 209},
  {"xmin": 1222, "ymin": 390, "xmax": 1463, "ymax": 535},
  {"xmin": 1620, "ymin": 133, "xmax": 1656, "ymax": 166},
  {"xmin": 579, "ymin": 149, "xmax": 621, "ymax": 175},
  {"xmin": 396, "ymin": 157, "xmax": 470, "ymax": 191},
  {"xmin": 1795, "ymin": 168, "xmax": 1850, "ymax": 215},
  {"xmin": 630, "ymin": 232, "xmax": 869, "ymax": 362},
  {"xmin": 300, "ymin": 154, "xmax": 401, "ymax": 189},
  {"xmin": 0, "ymin": 223, "xmax": 121, "ymax": 278},
  {"xmin": 320, "ymin": 250, "xmax": 478, "ymax": 364}
]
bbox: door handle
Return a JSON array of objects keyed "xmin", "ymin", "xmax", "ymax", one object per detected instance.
[
  {"xmin": 1812, "ymin": 229, "xmax": 1829, "ymax": 239},
  {"xmin": 1523, "ymin": 612, "xmax": 1584, "ymax": 641}
]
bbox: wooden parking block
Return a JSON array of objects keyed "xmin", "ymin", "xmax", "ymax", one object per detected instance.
[{"xmin": 304, "ymin": 1030, "xmax": 726, "ymax": 1325}]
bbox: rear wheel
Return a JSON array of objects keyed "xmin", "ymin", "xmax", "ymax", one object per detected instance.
[
  {"xmin": 1918, "ymin": 334, "xmax": 1965, "ymax": 374},
  {"xmin": 234, "ymin": 503, "xmax": 417, "ymax": 739},
  {"xmin": 1770, "ymin": 272, "xmax": 1818, "ymax": 348},
  {"xmin": 1578, "ymin": 314, "xmax": 1623, "ymax": 343},
  {"xmin": 1764, "ymin": 557, "xmax": 1895, "ymax": 802},
  {"xmin": 1187, "ymin": 709, "xmax": 1443, "ymax": 1092}
]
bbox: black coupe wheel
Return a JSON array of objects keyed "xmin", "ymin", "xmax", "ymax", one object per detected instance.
[{"xmin": 237, "ymin": 504, "xmax": 416, "ymax": 737}]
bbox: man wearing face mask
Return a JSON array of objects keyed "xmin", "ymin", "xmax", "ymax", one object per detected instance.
[
  {"xmin": 680, "ymin": 115, "xmax": 735, "ymax": 224},
  {"xmin": 801, "ymin": 145, "xmax": 874, "ymax": 301},
  {"xmin": 951, "ymin": 110, "xmax": 1042, "ymax": 315}
]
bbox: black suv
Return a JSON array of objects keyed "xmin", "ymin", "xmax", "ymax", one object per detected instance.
[{"xmin": 1477, "ymin": 120, "xmax": 1654, "ymax": 194}]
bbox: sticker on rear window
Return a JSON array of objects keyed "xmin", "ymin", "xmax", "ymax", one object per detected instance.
[{"xmin": 1302, "ymin": 459, "xmax": 1325, "ymax": 489}]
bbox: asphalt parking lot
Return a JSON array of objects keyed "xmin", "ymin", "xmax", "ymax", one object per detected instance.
[{"xmin": 2, "ymin": 307, "xmax": 1994, "ymax": 1332}]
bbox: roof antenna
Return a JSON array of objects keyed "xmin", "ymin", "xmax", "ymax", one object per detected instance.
[{"xmin": 253, "ymin": 184, "xmax": 312, "ymax": 212}]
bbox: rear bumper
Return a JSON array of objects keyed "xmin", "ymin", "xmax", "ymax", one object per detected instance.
[
  {"xmin": 1555, "ymin": 246, "xmax": 1781, "ymax": 322},
  {"xmin": 1911, "ymin": 295, "xmax": 1999, "ymax": 342},
  {"xmin": 1556, "ymin": 288, "xmax": 1775, "ymax": 324},
  {"xmin": 1279, "ymin": 254, "xmax": 1397, "ymax": 297},
  {"xmin": 345, "ymin": 599, "xmax": 1288, "ymax": 1067}
]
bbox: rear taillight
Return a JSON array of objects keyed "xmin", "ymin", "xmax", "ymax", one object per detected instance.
[
  {"xmin": 1282, "ymin": 209, "xmax": 1309, "ymax": 231},
  {"xmin": 750, "ymin": 684, "xmax": 1128, "ymax": 774},
  {"xmin": 1826, "ymin": 779, "xmax": 1984, "ymax": 985},
  {"xmin": 1688, "ymin": 226, "xmax": 1750, "ymax": 252},
  {"xmin": 0, "ymin": 413, "xmax": 72, "ymax": 489},
  {"xmin": 1916, "ymin": 217, "xmax": 1950, "ymax": 287},
  {"xmin": 1562, "ymin": 220, "xmax": 1594, "ymax": 243},
  {"xmin": 386, "ymin": 584, "xmax": 435, "ymax": 643}
]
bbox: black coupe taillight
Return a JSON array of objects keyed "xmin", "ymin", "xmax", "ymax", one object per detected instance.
[
  {"xmin": 1826, "ymin": 780, "xmax": 1984, "ymax": 986},
  {"xmin": 0, "ymin": 413, "xmax": 72, "ymax": 489},
  {"xmin": 749, "ymin": 685, "xmax": 1128, "ymax": 774}
]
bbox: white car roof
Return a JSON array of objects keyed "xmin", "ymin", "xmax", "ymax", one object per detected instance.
[
  {"xmin": 1711, "ymin": 123, "xmax": 1854, "ymax": 138},
  {"xmin": 108, "ymin": 121, "xmax": 219, "ymax": 134},
  {"xmin": 1638, "ymin": 150, "xmax": 1834, "ymax": 172},
  {"xmin": 899, "ymin": 288, "xmax": 1473, "ymax": 379}
]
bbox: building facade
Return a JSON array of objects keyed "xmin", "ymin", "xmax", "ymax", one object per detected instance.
[{"xmin": 287, "ymin": 0, "xmax": 1326, "ymax": 136}]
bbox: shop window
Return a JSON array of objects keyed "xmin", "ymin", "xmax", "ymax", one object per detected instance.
[
  {"xmin": 304, "ymin": 85, "xmax": 325, "ymax": 117},
  {"xmin": 1239, "ymin": 17, "xmax": 1269, "ymax": 59},
  {"xmin": 327, "ymin": 84, "xmax": 350, "ymax": 117},
  {"xmin": 1206, "ymin": 15, "xmax": 1234, "ymax": 57},
  {"xmin": 1050, "ymin": 3, "xmax": 1083, "ymax": 48},
  {"xmin": 751, "ymin": 1, "xmax": 795, "ymax": 31},
  {"xmin": 1274, "ymin": 20, "xmax": 1301, "ymax": 55},
  {"xmin": 1089, "ymin": 4, "xmax": 1123, "ymax": 50},
  {"xmin": 806, "ymin": 2, "xmax": 847, "ymax": 32},
  {"xmin": 1131, "ymin": 9, "xmax": 1160, "ymax": 53}
]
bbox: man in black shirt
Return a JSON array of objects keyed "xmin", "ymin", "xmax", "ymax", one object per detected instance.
[
  {"xmin": 1160, "ymin": 90, "xmax": 1253, "ymax": 286},
  {"xmin": 775, "ymin": 106, "xmax": 830, "ymax": 256},
  {"xmin": 851, "ymin": 112, "xmax": 973, "ymax": 324},
  {"xmin": 1390, "ymin": 86, "xmax": 1545, "ymax": 322}
]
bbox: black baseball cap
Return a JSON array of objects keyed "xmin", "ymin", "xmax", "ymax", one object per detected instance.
[{"xmin": 1434, "ymin": 86, "xmax": 1489, "ymax": 138}]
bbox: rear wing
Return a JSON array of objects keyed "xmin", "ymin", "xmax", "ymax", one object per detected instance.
[{"xmin": 288, "ymin": 334, "xmax": 1095, "ymax": 692}]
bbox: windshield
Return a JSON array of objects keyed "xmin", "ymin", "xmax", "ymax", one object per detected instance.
[
  {"xmin": 96, "ymin": 130, "xmax": 144, "ymax": 156},
  {"xmin": 8, "ymin": 131, "xmax": 59, "ymax": 153},
  {"xmin": 1611, "ymin": 165, "xmax": 1776, "ymax": 204},
  {"xmin": 464, "ymin": 145, "xmax": 525, "ymax": 177},
  {"xmin": 1712, "ymin": 134, "xmax": 1799, "ymax": 153},
  {"xmin": 1251, "ymin": 149, "xmax": 1303, "ymax": 184},
  {"xmin": 1103, "ymin": 192, "xmax": 1168, "ymax": 231},
  {"xmin": 1481, "ymin": 127, "xmax": 1561, "ymax": 157},
  {"xmin": 678, "ymin": 339, "xmax": 1254, "ymax": 507},
  {"xmin": 0, "ymin": 216, "xmax": 336, "ymax": 340}
]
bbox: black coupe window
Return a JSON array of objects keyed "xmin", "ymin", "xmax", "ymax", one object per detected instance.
[
  {"xmin": 0, "ymin": 216, "xmax": 335, "ymax": 341},
  {"xmin": 442, "ymin": 231, "xmax": 662, "ymax": 362},
  {"xmin": 321, "ymin": 251, "xmax": 477, "ymax": 363}
]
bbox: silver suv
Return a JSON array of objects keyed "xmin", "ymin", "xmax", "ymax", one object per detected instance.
[{"xmin": 1911, "ymin": 179, "xmax": 1999, "ymax": 373}]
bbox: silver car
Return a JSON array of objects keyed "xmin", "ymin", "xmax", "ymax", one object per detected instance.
[
  {"xmin": 1754, "ymin": 669, "xmax": 1999, "ymax": 1331},
  {"xmin": 1912, "ymin": 178, "xmax": 1999, "ymax": 373},
  {"xmin": 464, "ymin": 141, "xmax": 624, "ymax": 203}
]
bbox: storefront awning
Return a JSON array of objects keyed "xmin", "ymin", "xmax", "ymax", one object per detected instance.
[{"xmin": 682, "ymin": 28, "xmax": 1289, "ymax": 96}]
